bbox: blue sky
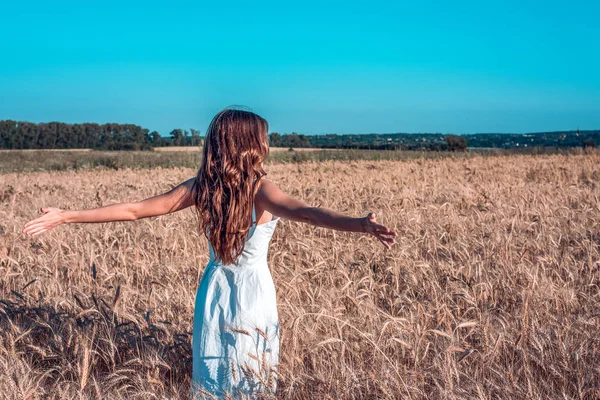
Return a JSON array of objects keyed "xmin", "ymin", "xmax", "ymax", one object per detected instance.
[{"xmin": 1, "ymin": 1, "xmax": 599, "ymax": 134}]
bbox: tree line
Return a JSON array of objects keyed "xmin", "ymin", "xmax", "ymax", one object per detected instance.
[
  {"xmin": 269, "ymin": 132, "xmax": 468, "ymax": 151},
  {"xmin": 0, "ymin": 120, "xmax": 597, "ymax": 151},
  {"xmin": 0, "ymin": 121, "xmax": 201, "ymax": 150}
]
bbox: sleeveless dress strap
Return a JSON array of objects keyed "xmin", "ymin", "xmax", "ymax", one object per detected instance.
[{"xmin": 247, "ymin": 201, "xmax": 258, "ymax": 239}]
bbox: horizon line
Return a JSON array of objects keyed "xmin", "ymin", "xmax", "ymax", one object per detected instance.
[{"xmin": 2, "ymin": 119, "xmax": 598, "ymax": 137}]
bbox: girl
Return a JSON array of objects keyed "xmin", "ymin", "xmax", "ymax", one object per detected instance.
[{"xmin": 22, "ymin": 108, "xmax": 397, "ymax": 398}]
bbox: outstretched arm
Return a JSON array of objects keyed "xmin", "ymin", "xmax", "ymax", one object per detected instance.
[
  {"xmin": 22, "ymin": 178, "xmax": 196, "ymax": 236},
  {"xmin": 256, "ymin": 179, "xmax": 397, "ymax": 249}
]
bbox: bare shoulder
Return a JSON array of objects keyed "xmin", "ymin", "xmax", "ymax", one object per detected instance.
[
  {"xmin": 256, "ymin": 178, "xmax": 281, "ymax": 203},
  {"xmin": 256, "ymin": 177, "xmax": 308, "ymax": 221},
  {"xmin": 258, "ymin": 178, "xmax": 279, "ymax": 193}
]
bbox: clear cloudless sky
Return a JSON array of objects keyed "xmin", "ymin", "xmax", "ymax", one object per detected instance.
[{"xmin": 1, "ymin": 0, "xmax": 599, "ymax": 134}]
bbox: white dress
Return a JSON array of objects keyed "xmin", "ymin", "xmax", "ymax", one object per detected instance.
[{"xmin": 192, "ymin": 203, "xmax": 280, "ymax": 399}]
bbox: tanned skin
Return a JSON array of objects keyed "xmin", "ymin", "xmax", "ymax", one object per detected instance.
[{"xmin": 22, "ymin": 177, "xmax": 397, "ymax": 249}]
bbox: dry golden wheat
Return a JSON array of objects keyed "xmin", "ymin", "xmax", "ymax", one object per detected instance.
[{"xmin": 0, "ymin": 154, "xmax": 599, "ymax": 399}]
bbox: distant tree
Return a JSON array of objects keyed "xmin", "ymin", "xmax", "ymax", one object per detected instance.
[
  {"xmin": 583, "ymin": 140, "xmax": 596, "ymax": 149},
  {"xmin": 281, "ymin": 133, "xmax": 311, "ymax": 148},
  {"xmin": 445, "ymin": 135, "xmax": 468, "ymax": 152},
  {"xmin": 169, "ymin": 129, "xmax": 185, "ymax": 146},
  {"xmin": 150, "ymin": 131, "xmax": 163, "ymax": 147},
  {"xmin": 269, "ymin": 132, "xmax": 282, "ymax": 147},
  {"xmin": 190, "ymin": 129, "xmax": 202, "ymax": 146}
]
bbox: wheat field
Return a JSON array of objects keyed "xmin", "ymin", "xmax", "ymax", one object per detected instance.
[{"xmin": 1, "ymin": 154, "xmax": 599, "ymax": 399}]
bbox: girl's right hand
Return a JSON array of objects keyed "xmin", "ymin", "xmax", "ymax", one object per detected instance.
[
  {"xmin": 22, "ymin": 207, "xmax": 66, "ymax": 236},
  {"xmin": 361, "ymin": 212, "xmax": 397, "ymax": 250}
]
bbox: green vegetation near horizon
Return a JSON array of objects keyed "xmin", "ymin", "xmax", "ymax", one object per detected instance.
[
  {"xmin": 1, "ymin": 147, "xmax": 597, "ymax": 174},
  {"xmin": 1, "ymin": 120, "xmax": 598, "ymax": 152}
]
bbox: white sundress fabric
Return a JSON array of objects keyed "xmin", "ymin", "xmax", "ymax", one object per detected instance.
[{"xmin": 191, "ymin": 202, "xmax": 280, "ymax": 399}]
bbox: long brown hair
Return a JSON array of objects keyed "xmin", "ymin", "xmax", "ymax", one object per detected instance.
[{"xmin": 192, "ymin": 108, "xmax": 270, "ymax": 264}]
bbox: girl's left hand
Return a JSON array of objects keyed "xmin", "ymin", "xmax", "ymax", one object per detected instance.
[
  {"xmin": 361, "ymin": 212, "xmax": 397, "ymax": 250},
  {"xmin": 22, "ymin": 207, "xmax": 66, "ymax": 236}
]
